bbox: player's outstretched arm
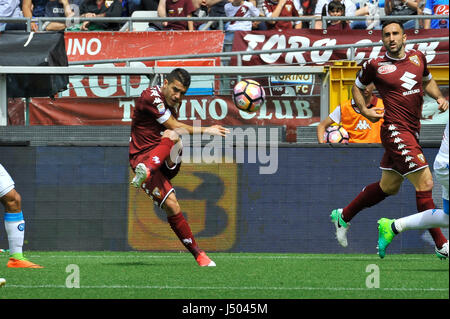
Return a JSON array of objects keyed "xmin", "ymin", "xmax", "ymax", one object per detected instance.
[
  {"xmin": 423, "ymin": 78, "xmax": 449, "ymax": 113},
  {"xmin": 163, "ymin": 115, "xmax": 230, "ymax": 137}
]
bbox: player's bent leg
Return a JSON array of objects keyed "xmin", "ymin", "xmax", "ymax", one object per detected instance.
[
  {"xmin": 379, "ymin": 169, "xmax": 404, "ymax": 195},
  {"xmin": 406, "ymin": 167, "xmax": 448, "ymax": 252},
  {"xmin": 0, "ymin": 188, "xmax": 21, "ymax": 213},
  {"xmin": 163, "ymin": 193, "xmax": 215, "ymax": 267}
]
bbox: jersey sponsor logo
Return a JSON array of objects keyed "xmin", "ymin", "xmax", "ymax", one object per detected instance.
[
  {"xmin": 355, "ymin": 119, "xmax": 371, "ymax": 130},
  {"xmin": 400, "ymin": 72, "xmax": 418, "ymax": 90},
  {"xmin": 402, "ymin": 89, "xmax": 420, "ymax": 96},
  {"xmin": 156, "ymin": 103, "xmax": 166, "ymax": 114},
  {"xmin": 377, "ymin": 64, "xmax": 397, "ymax": 74},
  {"xmin": 409, "ymin": 55, "xmax": 420, "ymax": 66}
]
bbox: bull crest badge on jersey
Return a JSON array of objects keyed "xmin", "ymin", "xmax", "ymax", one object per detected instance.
[
  {"xmin": 409, "ymin": 55, "xmax": 420, "ymax": 66},
  {"xmin": 417, "ymin": 153, "xmax": 425, "ymax": 163}
]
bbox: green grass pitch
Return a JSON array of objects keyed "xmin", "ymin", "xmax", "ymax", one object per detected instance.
[{"xmin": 0, "ymin": 251, "xmax": 448, "ymax": 299}]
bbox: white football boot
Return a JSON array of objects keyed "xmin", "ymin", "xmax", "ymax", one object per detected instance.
[{"xmin": 330, "ymin": 208, "xmax": 350, "ymax": 247}]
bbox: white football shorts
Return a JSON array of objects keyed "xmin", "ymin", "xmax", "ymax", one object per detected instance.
[
  {"xmin": 0, "ymin": 164, "xmax": 15, "ymax": 198},
  {"xmin": 434, "ymin": 166, "xmax": 449, "ymax": 202}
]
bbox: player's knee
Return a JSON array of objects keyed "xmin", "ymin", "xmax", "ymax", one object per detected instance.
[
  {"xmin": 162, "ymin": 194, "xmax": 181, "ymax": 216},
  {"xmin": 1, "ymin": 190, "xmax": 21, "ymax": 212},
  {"xmin": 416, "ymin": 178, "xmax": 434, "ymax": 192},
  {"xmin": 162, "ymin": 130, "xmax": 180, "ymax": 144},
  {"xmin": 380, "ymin": 182, "xmax": 401, "ymax": 195}
]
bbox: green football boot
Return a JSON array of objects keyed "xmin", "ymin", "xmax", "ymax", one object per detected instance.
[{"xmin": 377, "ymin": 218, "xmax": 396, "ymax": 259}]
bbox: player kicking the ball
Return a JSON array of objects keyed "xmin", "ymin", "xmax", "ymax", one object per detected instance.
[
  {"xmin": 378, "ymin": 121, "xmax": 449, "ymax": 259},
  {"xmin": 0, "ymin": 164, "xmax": 42, "ymax": 268},
  {"xmin": 330, "ymin": 20, "xmax": 449, "ymax": 257},
  {"xmin": 129, "ymin": 68, "xmax": 229, "ymax": 267}
]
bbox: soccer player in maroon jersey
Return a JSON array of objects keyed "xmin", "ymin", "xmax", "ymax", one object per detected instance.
[
  {"xmin": 330, "ymin": 20, "xmax": 449, "ymax": 257},
  {"xmin": 129, "ymin": 68, "xmax": 229, "ymax": 266}
]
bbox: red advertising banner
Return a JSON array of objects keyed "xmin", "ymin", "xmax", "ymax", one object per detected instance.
[
  {"xmin": 62, "ymin": 31, "xmax": 224, "ymax": 98},
  {"xmin": 65, "ymin": 31, "xmax": 224, "ymax": 63},
  {"xmin": 231, "ymin": 29, "xmax": 449, "ymax": 66},
  {"xmin": 29, "ymin": 95, "xmax": 320, "ymax": 127}
]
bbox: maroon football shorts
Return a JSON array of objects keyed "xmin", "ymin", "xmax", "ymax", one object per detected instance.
[
  {"xmin": 130, "ymin": 152, "xmax": 181, "ymax": 207},
  {"xmin": 380, "ymin": 124, "xmax": 429, "ymax": 177}
]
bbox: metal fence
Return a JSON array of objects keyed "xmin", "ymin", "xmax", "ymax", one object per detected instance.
[{"xmin": 1, "ymin": 14, "xmax": 448, "ymax": 32}]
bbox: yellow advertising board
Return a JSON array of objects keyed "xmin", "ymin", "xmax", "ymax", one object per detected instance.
[{"xmin": 128, "ymin": 163, "xmax": 238, "ymax": 251}]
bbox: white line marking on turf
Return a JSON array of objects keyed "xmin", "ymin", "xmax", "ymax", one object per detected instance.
[
  {"xmin": 4, "ymin": 284, "xmax": 448, "ymax": 292},
  {"xmin": 25, "ymin": 255, "xmax": 432, "ymax": 261}
]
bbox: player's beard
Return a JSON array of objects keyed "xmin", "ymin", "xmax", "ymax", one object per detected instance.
[{"xmin": 386, "ymin": 41, "xmax": 405, "ymax": 57}]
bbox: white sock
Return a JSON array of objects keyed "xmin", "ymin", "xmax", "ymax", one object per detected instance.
[
  {"xmin": 4, "ymin": 212, "xmax": 25, "ymax": 255},
  {"xmin": 395, "ymin": 209, "xmax": 449, "ymax": 232}
]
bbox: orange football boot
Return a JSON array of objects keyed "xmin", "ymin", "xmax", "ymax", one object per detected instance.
[
  {"xmin": 7, "ymin": 257, "xmax": 43, "ymax": 268},
  {"xmin": 196, "ymin": 251, "xmax": 216, "ymax": 267}
]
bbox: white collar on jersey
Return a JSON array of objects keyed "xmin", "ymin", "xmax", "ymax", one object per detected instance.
[{"xmin": 385, "ymin": 49, "xmax": 408, "ymax": 61}]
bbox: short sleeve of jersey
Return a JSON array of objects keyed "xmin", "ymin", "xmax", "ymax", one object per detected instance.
[
  {"xmin": 355, "ymin": 60, "xmax": 376, "ymax": 89},
  {"xmin": 419, "ymin": 50, "xmax": 432, "ymax": 81},
  {"xmin": 329, "ymin": 106, "xmax": 341, "ymax": 124},
  {"xmin": 138, "ymin": 91, "xmax": 172, "ymax": 124}
]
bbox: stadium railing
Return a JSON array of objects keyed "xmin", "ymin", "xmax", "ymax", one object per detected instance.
[{"xmin": 0, "ymin": 14, "xmax": 448, "ymax": 32}]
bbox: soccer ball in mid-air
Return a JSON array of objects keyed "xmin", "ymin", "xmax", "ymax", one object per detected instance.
[
  {"xmin": 232, "ymin": 79, "xmax": 265, "ymax": 112},
  {"xmin": 324, "ymin": 126, "xmax": 349, "ymax": 144}
]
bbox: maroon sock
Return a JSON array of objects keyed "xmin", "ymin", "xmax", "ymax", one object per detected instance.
[
  {"xmin": 167, "ymin": 213, "xmax": 201, "ymax": 258},
  {"xmin": 342, "ymin": 182, "xmax": 389, "ymax": 223},
  {"xmin": 143, "ymin": 137, "xmax": 174, "ymax": 172},
  {"xmin": 417, "ymin": 190, "xmax": 447, "ymax": 249}
]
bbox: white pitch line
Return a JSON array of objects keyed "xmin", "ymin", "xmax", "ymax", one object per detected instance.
[
  {"xmin": 4, "ymin": 284, "xmax": 448, "ymax": 292},
  {"xmin": 23, "ymin": 255, "xmax": 433, "ymax": 261}
]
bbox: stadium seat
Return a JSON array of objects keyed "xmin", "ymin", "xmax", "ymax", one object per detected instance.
[{"xmin": 120, "ymin": 10, "xmax": 158, "ymax": 31}]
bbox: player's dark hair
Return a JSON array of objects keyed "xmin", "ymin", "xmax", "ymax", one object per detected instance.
[
  {"xmin": 381, "ymin": 20, "xmax": 405, "ymax": 33},
  {"xmin": 166, "ymin": 68, "xmax": 191, "ymax": 88}
]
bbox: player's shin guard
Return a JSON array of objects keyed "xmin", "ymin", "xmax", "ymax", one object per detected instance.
[
  {"xmin": 416, "ymin": 190, "xmax": 447, "ymax": 249},
  {"xmin": 4, "ymin": 211, "xmax": 25, "ymax": 255},
  {"xmin": 342, "ymin": 182, "xmax": 389, "ymax": 223},
  {"xmin": 168, "ymin": 213, "xmax": 201, "ymax": 258}
]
